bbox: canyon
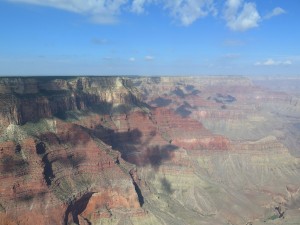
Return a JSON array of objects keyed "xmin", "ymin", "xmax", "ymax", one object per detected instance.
[{"xmin": 0, "ymin": 76, "xmax": 300, "ymax": 225}]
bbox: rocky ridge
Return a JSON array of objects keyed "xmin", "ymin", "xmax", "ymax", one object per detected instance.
[{"xmin": 0, "ymin": 76, "xmax": 300, "ymax": 225}]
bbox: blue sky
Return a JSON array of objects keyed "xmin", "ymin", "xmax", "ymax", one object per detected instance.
[{"xmin": 0, "ymin": 0, "xmax": 299, "ymax": 76}]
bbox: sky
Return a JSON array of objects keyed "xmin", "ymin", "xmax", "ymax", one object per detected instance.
[{"xmin": 0, "ymin": 0, "xmax": 299, "ymax": 76}]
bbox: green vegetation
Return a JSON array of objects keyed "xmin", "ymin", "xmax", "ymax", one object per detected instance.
[
  {"xmin": 0, "ymin": 124, "xmax": 28, "ymax": 143},
  {"xmin": 91, "ymin": 102, "xmax": 113, "ymax": 115},
  {"xmin": 63, "ymin": 110, "xmax": 91, "ymax": 122},
  {"xmin": 161, "ymin": 132, "xmax": 171, "ymax": 143},
  {"xmin": 33, "ymin": 76, "xmax": 78, "ymax": 82},
  {"xmin": 52, "ymin": 178, "xmax": 74, "ymax": 202},
  {"xmin": 12, "ymin": 89, "xmax": 71, "ymax": 100},
  {"xmin": 0, "ymin": 203, "xmax": 5, "ymax": 212},
  {"xmin": 18, "ymin": 194, "xmax": 34, "ymax": 202},
  {"xmin": 0, "ymin": 119, "xmax": 56, "ymax": 142},
  {"xmin": 266, "ymin": 214, "xmax": 279, "ymax": 221},
  {"xmin": 111, "ymin": 104, "xmax": 132, "ymax": 114},
  {"xmin": 22, "ymin": 119, "xmax": 56, "ymax": 136},
  {"xmin": 74, "ymin": 174, "xmax": 92, "ymax": 191}
]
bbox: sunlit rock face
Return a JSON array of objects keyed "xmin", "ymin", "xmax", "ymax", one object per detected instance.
[
  {"xmin": 0, "ymin": 77, "xmax": 141, "ymax": 126},
  {"xmin": 0, "ymin": 76, "xmax": 300, "ymax": 225}
]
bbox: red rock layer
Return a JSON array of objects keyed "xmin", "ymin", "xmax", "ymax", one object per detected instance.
[{"xmin": 0, "ymin": 119, "xmax": 142, "ymax": 225}]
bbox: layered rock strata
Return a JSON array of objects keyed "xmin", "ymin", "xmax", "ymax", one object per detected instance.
[{"xmin": 0, "ymin": 76, "xmax": 300, "ymax": 225}]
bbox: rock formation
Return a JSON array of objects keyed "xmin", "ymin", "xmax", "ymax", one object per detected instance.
[{"xmin": 0, "ymin": 76, "xmax": 300, "ymax": 225}]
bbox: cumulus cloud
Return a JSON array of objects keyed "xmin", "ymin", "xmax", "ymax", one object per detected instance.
[
  {"xmin": 163, "ymin": 0, "xmax": 216, "ymax": 26},
  {"xmin": 265, "ymin": 7, "xmax": 286, "ymax": 19},
  {"xmin": 255, "ymin": 59, "xmax": 292, "ymax": 66},
  {"xmin": 131, "ymin": 0, "xmax": 153, "ymax": 14},
  {"xmin": 7, "ymin": 0, "xmax": 216, "ymax": 26},
  {"xmin": 224, "ymin": 0, "xmax": 261, "ymax": 31},
  {"xmin": 131, "ymin": 0, "xmax": 216, "ymax": 25},
  {"xmin": 6, "ymin": 0, "xmax": 285, "ymax": 30}
]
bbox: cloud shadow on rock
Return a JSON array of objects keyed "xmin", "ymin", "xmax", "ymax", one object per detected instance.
[
  {"xmin": 89, "ymin": 125, "xmax": 178, "ymax": 169},
  {"xmin": 160, "ymin": 177, "xmax": 174, "ymax": 194}
]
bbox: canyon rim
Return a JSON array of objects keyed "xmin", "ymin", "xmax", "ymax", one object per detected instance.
[{"xmin": 0, "ymin": 76, "xmax": 300, "ymax": 225}]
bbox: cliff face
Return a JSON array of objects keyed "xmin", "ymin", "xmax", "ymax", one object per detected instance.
[
  {"xmin": 0, "ymin": 77, "xmax": 146, "ymax": 225},
  {"xmin": 0, "ymin": 121, "xmax": 143, "ymax": 225},
  {"xmin": 1, "ymin": 76, "xmax": 300, "ymax": 225},
  {"xmin": 0, "ymin": 77, "xmax": 141, "ymax": 125}
]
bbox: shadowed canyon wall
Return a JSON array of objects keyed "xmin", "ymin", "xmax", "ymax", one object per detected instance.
[{"xmin": 0, "ymin": 76, "xmax": 300, "ymax": 225}]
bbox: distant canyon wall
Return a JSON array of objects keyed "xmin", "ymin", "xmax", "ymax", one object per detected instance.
[{"xmin": 0, "ymin": 77, "xmax": 140, "ymax": 125}]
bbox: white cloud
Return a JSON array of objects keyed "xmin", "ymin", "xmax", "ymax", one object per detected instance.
[
  {"xmin": 145, "ymin": 55, "xmax": 154, "ymax": 61},
  {"xmin": 7, "ymin": 0, "xmax": 215, "ymax": 26},
  {"xmin": 224, "ymin": 0, "xmax": 260, "ymax": 31},
  {"xmin": 255, "ymin": 59, "xmax": 292, "ymax": 66},
  {"xmin": 163, "ymin": 0, "xmax": 216, "ymax": 26},
  {"xmin": 6, "ymin": 0, "xmax": 284, "ymax": 30},
  {"xmin": 284, "ymin": 60, "xmax": 292, "ymax": 65},
  {"xmin": 131, "ymin": 0, "xmax": 216, "ymax": 25},
  {"xmin": 264, "ymin": 7, "xmax": 286, "ymax": 20},
  {"xmin": 7, "ymin": 0, "xmax": 128, "ymax": 24},
  {"xmin": 131, "ymin": 0, "xmax": 154, "ymax": 13},
  {"xmin": 129, "ymin": 57, "xmax": 136, "ymax": 61}
]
